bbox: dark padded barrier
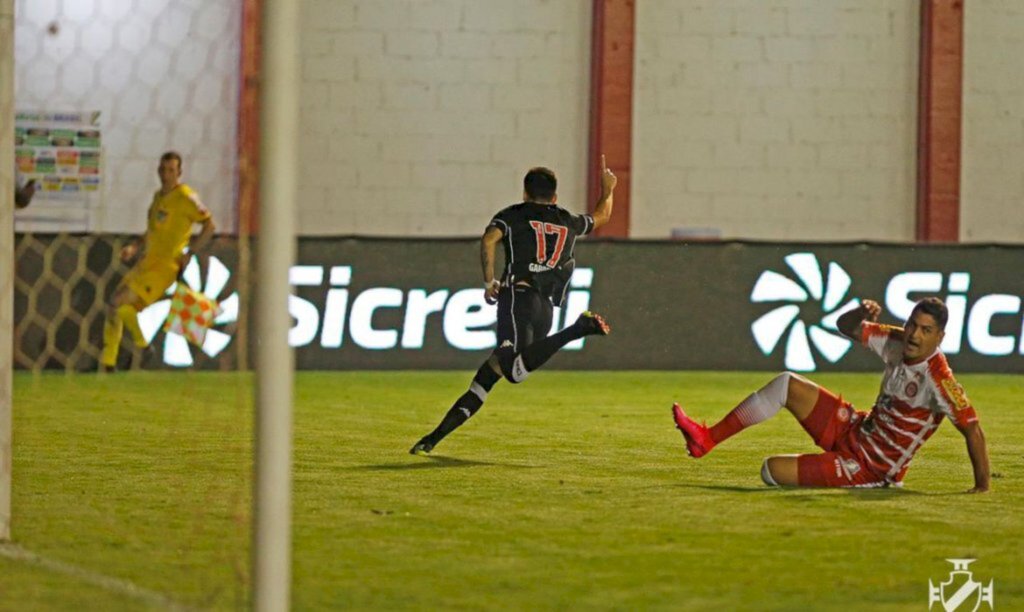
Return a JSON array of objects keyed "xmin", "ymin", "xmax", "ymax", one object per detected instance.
[{"xmin": 15, "ymin": 234, "xmax": 1024, "ymax": 372}]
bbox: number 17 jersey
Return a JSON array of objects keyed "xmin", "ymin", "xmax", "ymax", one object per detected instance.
[{"xmin": 488, "ymin": 202, "xmax": 595, "ymax": 306}]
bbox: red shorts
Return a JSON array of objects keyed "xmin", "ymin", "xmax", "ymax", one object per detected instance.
[{"xmin": 795, "ymin": 388, "xmax": 888, "ymax": 488}]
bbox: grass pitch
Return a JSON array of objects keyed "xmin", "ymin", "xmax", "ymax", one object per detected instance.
[{"xmin": 4, "ymin": 371, "xmax": 1022, "ymax": 610}]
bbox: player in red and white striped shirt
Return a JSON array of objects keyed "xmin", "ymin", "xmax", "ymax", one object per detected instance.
[{"xmin": 671, "ymin": 297, "xmax": 991, "ymax": 492}]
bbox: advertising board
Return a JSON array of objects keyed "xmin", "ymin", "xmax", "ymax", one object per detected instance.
[{"xmin": 15, "ymin": 236, "xmax": 1024, "ymax": 372}]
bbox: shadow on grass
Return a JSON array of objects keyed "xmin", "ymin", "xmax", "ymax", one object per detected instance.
[
  {"xmin": 672, "ymin": 484, "xmax": 775, "ymax": 494},
  {"xmin": 841, "ymin": 487, "xmax": 927, "ymax": 499},
  {"xmin": 351, "ymin": 456, "xmax": 533, "ymax": 470},
  {"xmin": 672, "ymin": 483, "xmax": 949, "ymax": 500},
  {"xmin": 841, "ymin": 487, "xmax": 971, "ymax": 499}
]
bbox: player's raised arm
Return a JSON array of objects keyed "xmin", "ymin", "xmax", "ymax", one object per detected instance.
[
  {"xmin": 480, "ymin": 225, "xmax": 503, "ymax": 304},
  {"xmin": 956, "ymin": 420, "xmax": 991, "ymax": 493},
  {"xmin": 836, "ymin": 299, "xmax": 884, "ymax": 340},
  {"xmin": 591, "ymin": 154, "xmax": 617, "ymax": 230}
]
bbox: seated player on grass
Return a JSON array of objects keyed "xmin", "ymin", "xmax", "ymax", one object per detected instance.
[{"xmin": 671, "ymin": 297, "xmax": 991, "ymax": 492}]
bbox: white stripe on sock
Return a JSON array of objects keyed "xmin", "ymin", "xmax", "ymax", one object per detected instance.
[
  {"xmin": 734, "ymin": 372, "xmax": 790, "ymax": 426},
  {"xmin": 469, "ymin": 381, "xmax": 488, "ymax": 401}
]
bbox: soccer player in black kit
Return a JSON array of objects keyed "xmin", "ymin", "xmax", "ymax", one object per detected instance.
[{"xmin": 410, "ymin": 157, "xmax": 618, "ymax": 455}]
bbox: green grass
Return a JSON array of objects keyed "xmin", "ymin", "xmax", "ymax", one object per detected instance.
[{"xmin": 4, "ymin": 371, "xmax": 1022, "ymax": 610}]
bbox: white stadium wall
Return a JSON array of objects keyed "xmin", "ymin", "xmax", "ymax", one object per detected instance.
[
  {"xmin": 962, "ymin": 1, "xmax": 1024, "ymax": 243},
  {"xmin": 12, "ymin": 0, "xmax": 241, "ymax": 234},
  {"xmin": 9, "ymin": 2, "xmax": 1022, "ymax": 243},
  {"xmin": 631, "ymin": 0, "xmax": 920, "ymax": 241},
  {"xmin": 296, "ymin": 0, "xmax": 593, "ymax": 236}
]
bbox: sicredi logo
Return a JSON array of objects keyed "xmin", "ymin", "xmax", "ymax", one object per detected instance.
[
  {"xmin": 288, "ymin": 266, "xmax": 595, "ymax": 352},
  {"xmin": 137, "ymin": 255, "xmax": 240, "ymax": 367},
  {"xmin": 750, "ymin": 253, "xmax": 860, "ymax": 371},
  {"xmin": 886, "ymin": 271, "xmax": 1024, "ymax": 356},
  {"xmin": 140, "ymin": 262, "xmax": 595, "ymax": 366},
  {"xmin": 752, "ymin": 252, "xmax": 1024, "ymax": 370}
]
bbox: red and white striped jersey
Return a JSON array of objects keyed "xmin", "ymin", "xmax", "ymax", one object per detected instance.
[{"xmin": 849, "ymin": 322, "xmax": 978, "ymax": 484}]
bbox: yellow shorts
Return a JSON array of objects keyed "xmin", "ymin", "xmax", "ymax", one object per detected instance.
[{"xmin": 121, "ymin": 257, "xmax": 179, "ymax": 308}]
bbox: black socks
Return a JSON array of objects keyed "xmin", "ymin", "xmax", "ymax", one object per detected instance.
[
  {"xmin": 422, "ymin": 363, "xmax": 501, "ymax": 446},
  {"xmin": 520, "ymin": 322, "xmax": 588, "ymax": 372}
]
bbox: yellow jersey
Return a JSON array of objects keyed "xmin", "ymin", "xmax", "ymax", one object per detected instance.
[{"xmin": 143, "ymin": 183, "xmax": 211, "ymax": 263}]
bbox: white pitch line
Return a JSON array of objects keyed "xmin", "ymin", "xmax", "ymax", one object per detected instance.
[{"xmin": 0, "ymin": 542, "xmax": 192, "ymax": 610}]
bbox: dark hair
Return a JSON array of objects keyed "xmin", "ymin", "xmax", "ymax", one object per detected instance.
[
  {"xmin": 160, "ymin": 151, "xmax": 182, "ymax": 169},
  {"xmin": 524, "ymin": 167, "xmax": 557, "ymax": 202},
  {"xmin": 911, "ymin": 297, "xmax": 948, "ymax": 330}
]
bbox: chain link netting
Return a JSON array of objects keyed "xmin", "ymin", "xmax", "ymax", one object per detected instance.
[{"xmin": 14, "ymin": 233, "xmax": 241, "ymax": 372}]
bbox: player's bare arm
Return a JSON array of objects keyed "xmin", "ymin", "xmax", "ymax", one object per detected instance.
[
  {"xmin": 14, "ymin": 179, "xmax": 36, "ymax": 209},
  {"xmin": 591, "ymin": 154, "xmax": 617, "ymax": 229},
  {"xmin": 193, "ymin": 217, "xmax": 216, "ymax": 252},
  {"xmin": 177, "ymin": 217, "xmax": 217, "ymax": 273},
  {"xmin": 836, "ymin": 299, "xmax": 884, "ymax": 340},
  {"xmin": 958, "ymin": 420, "xmax": 991, "ymax": 493},
  {"xmin": 480, "ymin": 226, "xmax": 503, "ymax": 304}
]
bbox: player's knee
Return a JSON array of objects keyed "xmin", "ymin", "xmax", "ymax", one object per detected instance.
[
  {"xmin": 110, "ymin": 293, "xmax": 130, "ymax": 310},
  {"xmin": 776, "ymin": 371, "xmax": 795, "ymax": 394},
  {"xmin": 783, "ymin": 371, "xmax": 821, "ymax": 406},
  {"xmin": 500, "ymin": 353, "xmax": 530, "ymax": 384},
  {"xmin": 760, "ymin": 458, "xmax": 779, "ymax": 487}
]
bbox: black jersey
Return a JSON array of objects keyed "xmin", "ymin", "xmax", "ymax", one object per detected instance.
[{"xmin": 487, "ymin": 202, "xmax": 595, "ymax": 306}]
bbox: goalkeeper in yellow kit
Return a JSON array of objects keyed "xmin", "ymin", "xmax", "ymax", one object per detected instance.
[{"xmin": 100, "ymin": 151, "xmax": 216, "ymax": 371}]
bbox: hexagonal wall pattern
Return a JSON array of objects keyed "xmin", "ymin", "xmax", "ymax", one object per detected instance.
[{"xmin": 13, "ymin": 0, "xmax": 241, "ymax": 233}]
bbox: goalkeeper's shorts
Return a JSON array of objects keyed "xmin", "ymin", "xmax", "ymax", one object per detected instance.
[{"xmin": 121, "ymin": 257, "xmax": 179, "ymax": 308}]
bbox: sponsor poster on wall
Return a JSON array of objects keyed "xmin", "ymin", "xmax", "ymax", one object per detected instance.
[{"xmin": 14, "ymin": 110, "xmax": 103, "ymax": 232}]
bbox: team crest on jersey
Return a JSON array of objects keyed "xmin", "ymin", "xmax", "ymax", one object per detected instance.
[
  {"xmin": 837, "ymin": 406, "xmax": 850, "ymax": 422},
  {"xmin": 941, "ymin": 379, "xmax": 970, "ymax": 409},
  {"xmin": 156, "ymin": 209, "xmax": 168, "ymax": 222},
  {"xmin": 904, "ymin": 381, "xmax": 919, "ymax": 397},
  {"xmin": 834, "ymin": 457, "xmax": 861, "ymax": 480}
]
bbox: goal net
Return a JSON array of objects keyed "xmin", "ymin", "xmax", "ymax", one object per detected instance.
[{"xmin": 13, "ymin": 233, "xmax": 244, "ymax": 372}]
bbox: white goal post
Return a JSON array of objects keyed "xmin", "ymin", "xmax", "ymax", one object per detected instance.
[
  {"xmin": 253, "ymin": 0, "xmax": 298, "ymax": 609},
  {"xmin": 1, "ymin": 0, "xmax": 15, "ymax": 543}
]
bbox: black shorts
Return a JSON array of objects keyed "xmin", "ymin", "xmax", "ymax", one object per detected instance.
[{"xmin": 496, "ymin": 284, "xmax": 553, "ymax": 352}]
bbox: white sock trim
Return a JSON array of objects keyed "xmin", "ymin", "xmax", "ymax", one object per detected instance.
[
  {"xmin": 761, "ymin": 459, "xmax": 779, "ymax": 486},
  {"xmin": 469, "ymin": 381, "xmax": 488, "ymax": 401},
  {"xmin": 734, "ymin": 372, "xmax": 791, "ymax": 427}
]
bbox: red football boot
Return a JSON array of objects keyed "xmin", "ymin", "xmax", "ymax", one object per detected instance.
[{"xmin": 672, "ymin": 403, "xmax": 715, "ymax": 458}]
